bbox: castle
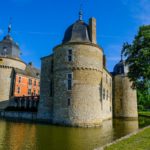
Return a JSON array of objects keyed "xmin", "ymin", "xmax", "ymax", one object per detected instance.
[
  {"xmin": 0, "ymin": 12, "xmax": 138, "ymax": 127},
  {"xmin": 38, "ymin": 12, "xmax": 138, "ymax": 127}
]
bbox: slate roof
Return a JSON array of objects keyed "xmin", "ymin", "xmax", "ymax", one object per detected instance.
[
  {"xmin": 62, "ymin": 20, "xmax": 91, "ymax": 43},
  {"xmin": 113, "ymin": 60, "xmax": 129, "ymax": 75},
  {"xmin": 14, "ymin": 65, "xmax": 40, "ymax": 79}
]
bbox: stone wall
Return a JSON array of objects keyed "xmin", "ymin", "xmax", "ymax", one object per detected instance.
[
  {"xmin": 0, "ymin": 57, "xmax": 26, "ymax": 70},
  {"xmin": 38, "ymin": 55, "xmax": 53, "ymax": 120},
  {"xmin": 113, "ymin": 75, "xmax": 138, "ymax": 118},
  {"xmin": 101, "ymin": 69, "xmax": 112, "ymax": 120},
  {"xmin": 0, "ymin": 66, "xmax": 13, "ymax": 108},
  {"xmin": 52, "ymin": 43, "xmax": 104, "ymax": 127}
]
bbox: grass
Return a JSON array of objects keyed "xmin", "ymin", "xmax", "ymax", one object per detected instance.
[
  {"xmin": 104, "ymin": 127, "xmax": 150, "ymax": 150},
  {"xmin": 138, "ymin": 111, "xmax": 150, "ymax": 117}
]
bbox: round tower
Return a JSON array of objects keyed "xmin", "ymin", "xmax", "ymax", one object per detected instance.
[
  {"xmin": 113, "ymin": 59, "xmax": 138, "ymax": 118},
  {"xmin": 52, "ymin": 16, "xmax": 104, "ymax": 127},
  {"xmin": 0, "ymin": 30, "xmax": 26, "ymax": 109}
]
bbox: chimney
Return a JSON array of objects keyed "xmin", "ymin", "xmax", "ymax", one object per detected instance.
[
  {"xmin": 28, "ymin": 62, "xmax": 33, "ymax": 67},
  {"xmin": 89, "ymin": 17, "xmax": 97, "ymax": 44}
]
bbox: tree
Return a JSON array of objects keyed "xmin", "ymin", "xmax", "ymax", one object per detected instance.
[
  {"xmin": 122, "ymin": 25, "xmax": 150, "ymax": 109},
  {"xmin": 122, "ymin": 25, "xmax": 150, "ymax": 91}
]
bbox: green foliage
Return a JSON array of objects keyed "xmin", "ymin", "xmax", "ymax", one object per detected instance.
[
  {"xmin": 122, "ymin": 25, "xmax": 150, "ymax": 90},
  {"xmin": 122, "ymin": 25, "xmax": 150, "ymax": 108},
  {"xmin": 138, "ymin": 90, "xmax": 150, "ymax": 109}
]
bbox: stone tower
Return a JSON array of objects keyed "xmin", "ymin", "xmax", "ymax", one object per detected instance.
[
  {"xmin": 0, "ymin": 26, "xmax": 26, "ymax": 109},
  {"xmin": 112, "ymin": 57, "xmax": 138, "ymax": 118},
  {"xmin": 39, "ymin": 13, "xmax": 112, "ymax": 127}
]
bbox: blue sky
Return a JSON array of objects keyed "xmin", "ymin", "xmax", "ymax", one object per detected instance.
[{"xmin": 0, "ymin": 0, "xmax": 150, "ymax": 71}]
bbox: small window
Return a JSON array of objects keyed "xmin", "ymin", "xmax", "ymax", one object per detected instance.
[
  {"xmin": 17, "ymin": 87, "xmax": 21, "ymax": 94},
  {"xmin": 34, "ymin": 90, "xmax": 36, "ymax": 95},
  {"xmin": 103, "ymin": 88, "xmax": 105, "ymax": 100},
  {"xmin": 28, "ymin": 89, "xmax": 32, "ymax": 95},
  {"xmin": 3, "ymin": 47, "xmax": 8, "ymax": 56},
  {"xmin": 67, "ymin": 73, "xmax": 73, "ymax": 91},
  {"xmin": 68, "ymin": 98, "xmax": 71, "ymax": 106},
  {"xmin": 34, "ymin": 80, "xmax": 36, "ymax": 86},
  {"xmin": 51, "ymin": 60, "xmax": 54, "ymax": 73},
  {"xmin": 67, "ymin": 49, "xmax": 73, "ymax": 62},
  {"xmin": 29, "ymin": 79, "xmax": 32, "ymax": 85},
  {"xmin": 106, "ymin": 75, "xmax": 108, "ymax": 83},
  {"xmin": 107, "ymin": 90, "xmax": 109, "ymax": 100},
  {"xmin": 18, "ymin": 77, "xmax": 21, "ymax": 83}
]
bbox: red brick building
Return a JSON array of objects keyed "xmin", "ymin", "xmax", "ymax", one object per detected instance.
[{"xmin": 13, "ymin": 63, "xmax": 40, "ymax": 97}]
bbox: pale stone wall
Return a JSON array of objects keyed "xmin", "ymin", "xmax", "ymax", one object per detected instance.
[
  {"xmin": 0, "ymin": 67, "xmax": 13, "ymax": 108},
  {"xmin": 113, "ymin": 75, "xmax": 138, "ymax": 118},
  {"xmin": 0, "ymin": 57, "xmax": 26, "ymax": 70},
  {"xmin": 38, "ymin": 55, "xmax": 53, "ymax": 120},
  {"xmin": 101, "ymin": 69, "xmax": 112, "ymax": 120},
  {"xmin": 53, "ymin": 43, "xmax": 104, "ymax": 127}
]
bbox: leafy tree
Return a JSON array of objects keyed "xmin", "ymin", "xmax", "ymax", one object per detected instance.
[{"xmin": 122, "ymin": 25, "xmax": 150, "ymax": 108}]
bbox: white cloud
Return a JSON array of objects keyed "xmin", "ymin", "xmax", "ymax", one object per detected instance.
[{"xmin": 121, "ymin": 0, "xmax": 150, "ymax": 25}]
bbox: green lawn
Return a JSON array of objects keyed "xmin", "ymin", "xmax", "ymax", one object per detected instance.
[
  {"xmin": 139, "ymin": 111, "xmax": 150, "ymax": 117},
  {"xmin": 104, "ymin": 127, "xmax": 150, "ymax": 150}
]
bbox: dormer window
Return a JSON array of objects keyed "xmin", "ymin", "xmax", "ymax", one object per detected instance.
[
  {"xmin": 67, "ymin": 49, "xmax": 73, "ymax": 62},
  {"xmin": 3, "ymin": 47, "xmax": 8, "ymax": 56}
]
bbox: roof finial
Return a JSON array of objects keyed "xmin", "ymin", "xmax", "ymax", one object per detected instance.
[
  {"xmin": 8, "ymin": 17, "xmax": 12, "ymax": 35},
  {"xmin": 79, "ymin": 4, "xmax": 83, "ymax": 21}
]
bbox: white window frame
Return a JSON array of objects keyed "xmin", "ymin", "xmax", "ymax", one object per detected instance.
[
  {"xmin": 67, "ymin": 73, "xmax": 73, "ymax": 91},
  {"xmin": 67, "ymin": 49, "xmax": 73, "ymax": 62}
]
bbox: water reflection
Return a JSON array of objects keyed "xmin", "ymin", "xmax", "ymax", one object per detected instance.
[{"xmin": 0, "ymin": 117, "xmax": 147, "ymax": 150}]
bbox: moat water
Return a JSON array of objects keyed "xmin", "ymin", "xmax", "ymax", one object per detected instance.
[{"xmin": 0, "ymin": 117, "xmax": 149, "ymax": 150}]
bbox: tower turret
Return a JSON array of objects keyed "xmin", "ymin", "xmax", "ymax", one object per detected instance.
[{"xmin": 112, "ymin": 55, "xmax": 138, "ymax": 118}]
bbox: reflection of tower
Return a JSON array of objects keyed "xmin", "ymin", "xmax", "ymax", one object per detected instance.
[
  {"xmin": 4, "ymin": 123, "xmax": 36, "ymax": 150},
  {"xmin": 113, "ymin": 119, "xmax": 139, "ymax": 137},
  {"xmin": 112, "ymin": 54, "xmax": 138, "ymax": 118}
]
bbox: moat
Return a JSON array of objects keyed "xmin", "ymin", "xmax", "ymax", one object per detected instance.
[{"xmin": 0, "ymin": 117, "xmax": 149, "ymax": 150}]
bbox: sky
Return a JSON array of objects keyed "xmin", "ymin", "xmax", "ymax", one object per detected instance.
[{"xmin": 0, "ymin": 0, "xmax": 150, "ymax": 71}]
